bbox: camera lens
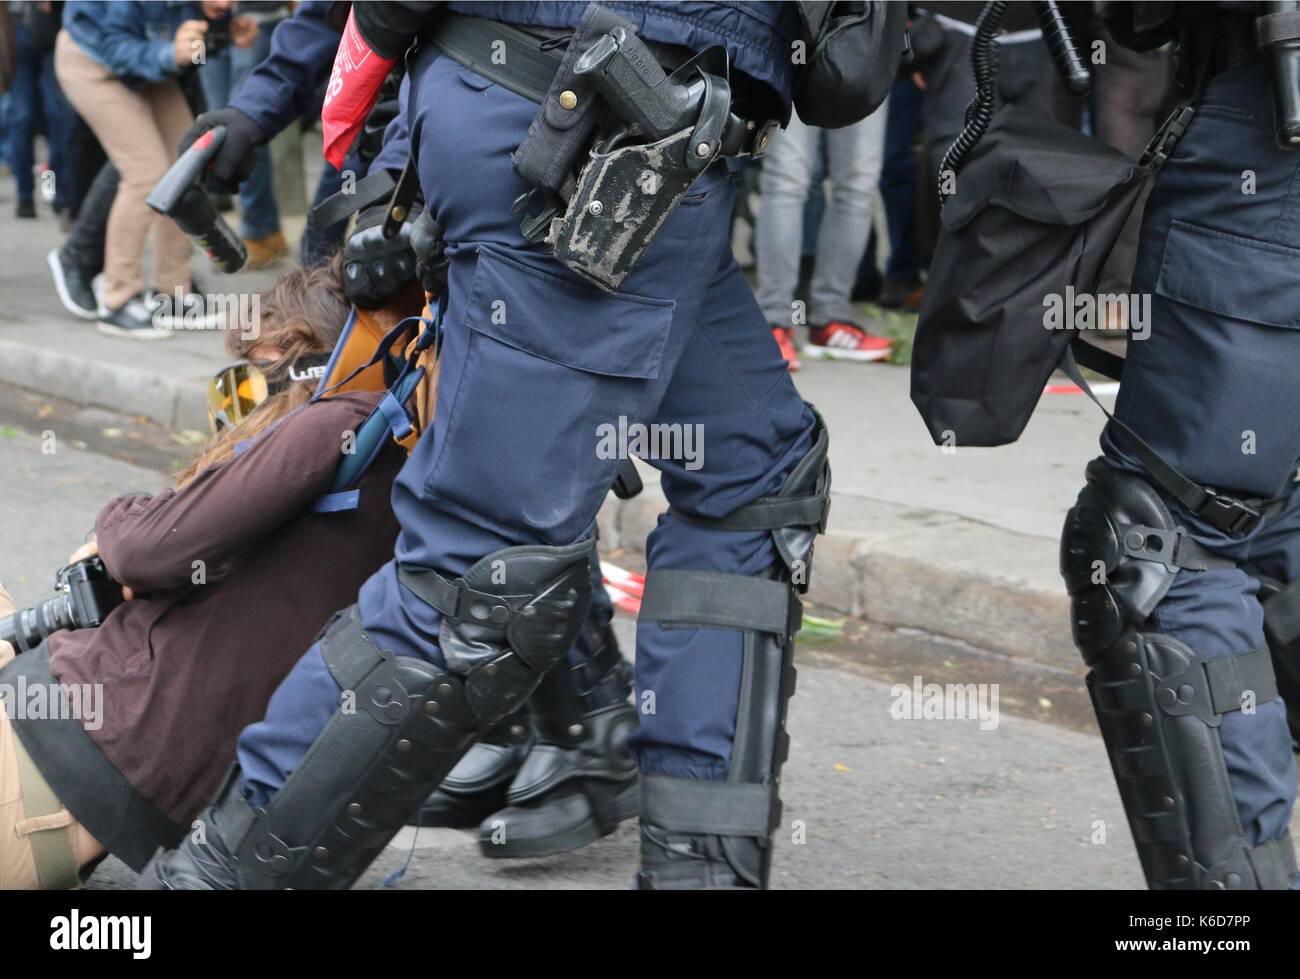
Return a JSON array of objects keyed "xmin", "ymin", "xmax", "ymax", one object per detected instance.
[{"xmin": 39, "ymin": 594, "xmax": 78, "ymax": 636}]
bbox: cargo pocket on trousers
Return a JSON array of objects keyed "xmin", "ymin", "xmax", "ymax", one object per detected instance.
[
  {"xmin": 1147, "ymin": 220, "xmax": 1300, "ymax": 495},
  {"xmin": 426, "ymin": 245, "xmax": 676, "ymax": 539}
]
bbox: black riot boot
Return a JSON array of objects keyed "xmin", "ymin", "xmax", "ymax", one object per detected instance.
[
  {"xmin": 410, "ymin": 710, "xmax": 533, "ymax": 828},
  {"xmin": 141, "ymin": 538, "xmax": 596, "ymax": 890},
  {"xmin": 478, "ymin": 618, "xmax": 638, "ymax": 858}
]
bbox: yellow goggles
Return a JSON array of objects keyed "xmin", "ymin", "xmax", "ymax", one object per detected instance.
[{"xmin": 207, "ymin": 361, "xmax": 270, "ymax": 433}]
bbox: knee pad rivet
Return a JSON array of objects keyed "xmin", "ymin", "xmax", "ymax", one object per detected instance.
[
  {"xmin": 437, "ymin": 682, "xmax": 452, "ymax": 695},
  {"xmin": 346, "ymin": 803, "xmax": 362, "ymax": 816},
  {"xmin": 425, "ymin": 700, "xmax": 440, "ymax": 714},
  {"xmin": 522, "ymin": 606, "xmax": 537, "ymax": 618},
  {"xmin": 568, "ymin": 724, "xmax": 584, "ymax": 737},
  {"xmin": 485, "ymin": 664, "xmax": 498, "ymax": 676},
  {"xmin": 1141, "ymin": 713, "xmax": 1153, "ymax": 726},
  {"xmin": 1128, "ymin": 663, "xmax": 1142, "ymax": 677},
  {"xmin": 314, "ymin": 846, "xmax": 329, "ymax": 860},
  {"xmin": 397, "ymin": 739, "xmax": 412, "ymax": 752}
]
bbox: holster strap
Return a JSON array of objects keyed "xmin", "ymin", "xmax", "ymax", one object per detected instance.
[
  {"xmin": 638, "ymin": 569, "xmax": 800, "ymax": 640},
  {"xmin": 641, "ymin": 773, "xmax": 776, "ymax": 838}
]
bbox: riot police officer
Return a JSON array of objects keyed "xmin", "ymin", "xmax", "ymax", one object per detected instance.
[
  {"xmin": 1060, "ymin": 1, "xmax": 1300, "ymax": 889},
  {"xmin": 177, "ymin": 0, "xmax": 643, "ymax": 858},
  {"xmin": 139, "ymin": 0, "xmax": 904, "ymax": 891}
]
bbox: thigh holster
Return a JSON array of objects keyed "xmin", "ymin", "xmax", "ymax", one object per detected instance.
[
  {"xmin": 1061, "ymin": 459, "xmax": 1297, "ymax": 889},
  {"xmin": 637, "ymin": 407, "xmax": 830, "ymax": 889}
]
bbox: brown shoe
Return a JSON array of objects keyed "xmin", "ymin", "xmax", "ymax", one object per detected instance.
[{"xmin": 243, "ymin": 230, "xmax": 288, "ymax": 270}]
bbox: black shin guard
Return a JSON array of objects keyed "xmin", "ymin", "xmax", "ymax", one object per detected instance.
[
  {"xmin": 1258, "ymin": 576, "xmax": 1300, "ymax": 748},
  {"xmin": 636, "ymin": 408, "xmax": 829, "ymax": 890},
  {"xmin": 148, "ymin": 538, "xmax": 595, "ymax": 890},
  {"xmin": 1062, "ymin": 459, "xmax": 1297, "ymax": 889}
]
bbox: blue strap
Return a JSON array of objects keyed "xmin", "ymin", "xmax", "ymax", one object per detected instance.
[
  {"xmin": 378, "ymin": 390, "xmax": 413, "ymax": 441},
  {"xmin": 311, "ymin": 490, "xmax": 361, "ymax": 513}
]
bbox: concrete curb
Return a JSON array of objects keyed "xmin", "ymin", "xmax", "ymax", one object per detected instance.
[
  {"xmin": 598, "ymin": 483, "xmax": 1078, "ymax": 673},
  {"xmin": 0, "ymin": 338, "xmax": 211, "ymax": 433}
]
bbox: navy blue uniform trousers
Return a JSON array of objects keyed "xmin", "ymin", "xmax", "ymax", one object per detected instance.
[
  {"xmin": 1103, "ymin": 64, "xmax": 1300, "ymax": 851},
  {"xmin": 237, "ymin": 49, "xmax": 816, "ymax": 803}
]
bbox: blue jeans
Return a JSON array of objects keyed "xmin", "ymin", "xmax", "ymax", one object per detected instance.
[
  {"xmin": 198, "ymin": 25, "xmax": 281, "ymax": 240},
  {"xmin": 237, "ymin": 50, "xmax": 815, "ymax": 804},
  {"xmin": 1102, "ymin": 64, "xmax": 1300, "ymax": 849},
  {"xmin": 879, "ymin": 76, "xmax": 922, "ymax": 284},
  {"xmin": 755, "ymin": 103, "xmax": 888, "ymax": 327},
  {"xmin": 7, "ymin": 24, "xmax": 73, "ymax": 206}
]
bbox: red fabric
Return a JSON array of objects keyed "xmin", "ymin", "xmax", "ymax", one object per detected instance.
[{"xmin": 321, "ymin": 8, "xmax": 397, "ymax": 169}]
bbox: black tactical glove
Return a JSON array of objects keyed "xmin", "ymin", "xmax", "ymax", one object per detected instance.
[
  {"xmin": 342, "ymin": 203, "xmax": 419, "ymax": 309},
  {"xmin": 178, "ymin": 106, "xmax": 265, "ymax": 188},
  {"xmin": 409, "ymin": 208, "xmax": 448, "ymax": 299}
]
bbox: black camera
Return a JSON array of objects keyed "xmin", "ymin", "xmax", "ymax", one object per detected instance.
[{"xmin": 0, "ymin": 557, "xmax": 124, "ymax": 655}]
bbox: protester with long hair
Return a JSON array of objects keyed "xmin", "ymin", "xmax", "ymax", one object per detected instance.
[{"xmin": 0, "ymin": 260, "xmax": 405, "ymax": 888}]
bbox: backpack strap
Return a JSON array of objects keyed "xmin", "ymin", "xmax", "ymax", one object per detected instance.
[{"xmin": 314, "ymin": 300, "xmax": 444, "ymax": 512}]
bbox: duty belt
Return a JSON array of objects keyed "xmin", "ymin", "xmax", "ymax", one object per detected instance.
[
  {"xmin": 1185, "ymin": 14, "xmax": 1264, "ymax": 80},
  {"xmin": 424, "ymin": 12, "xmax": 778, "ymax": 161}
]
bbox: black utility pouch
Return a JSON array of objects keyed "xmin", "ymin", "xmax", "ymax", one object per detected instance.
[
  {"xmin": 548, "ymin": 127, "xmax": 701, "ymax": 294},
  {"xmin": 512, "ymin": 4, "xmax": 630, "ymax": 197}
]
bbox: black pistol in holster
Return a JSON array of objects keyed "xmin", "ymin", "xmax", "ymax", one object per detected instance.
[
  {"xmin": 513, "ymin": 6, "xmax": 770, "ymax": 293},
  {"xmin": 146, "ymin": 125, "xmax": 248, "ymax": 273}
]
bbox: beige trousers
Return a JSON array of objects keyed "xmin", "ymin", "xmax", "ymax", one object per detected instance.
[
  {"xmin": 54, "ymin": 31, "xmax": 194, "ymax": 311},
  {"xmin": 0, "ymin": 586, "xmax": 105, "ymax": 889}
]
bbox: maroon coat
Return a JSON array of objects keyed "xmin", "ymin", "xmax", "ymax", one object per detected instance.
[{"xmin": 20, "ymin": 391, "xmax": 402, "ymax": 860}]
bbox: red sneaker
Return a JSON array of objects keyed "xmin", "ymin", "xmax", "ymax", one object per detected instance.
[
  {"xmin": 805, "ymin": 321, "xmax": 892, "ymax": 362},
  {"xmin": 772, "ymin": 326, "xmax": 801, "ymax": 371}
]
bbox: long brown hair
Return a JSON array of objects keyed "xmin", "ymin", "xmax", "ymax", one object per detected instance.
[{"xmin": 176, "ymin": 257, "xmax": 350, "ymax": 485}]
